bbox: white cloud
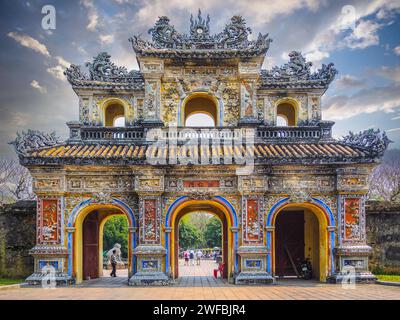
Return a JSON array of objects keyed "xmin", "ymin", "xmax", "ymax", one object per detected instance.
[
  {"xmin": 99, "ymin": 34, "xmax": 114, "ymax": 45},
  {"xmin": 376, "ymin": 65, "xmax": 400, "ymax": 83},
  {"xmin": 305, "ymin": 49, "xmax": 330, "ymax": 63},
  {"xmin": 387, "ymin": 127, "xmax": 400, "ymax": 132},
  {"xmin": 394, "ymin": 45, "xmax": 400, "ymax": 55},
  {"xmin": 134, "ymin": 0, "xmax": 321, "ymax": 28},
  {"xmin": 7, "ymin": 32, "xmax": 50, "ymax": 57},
  {"xmin": 323, "ymin": 84, "xmax": 400, "ymax": 120},
  {"xmin": 30, "ymin": 80, "xmax": 47, "ymax": 94},
  {"xmin": 303, "ymin": 1, "xmax": 400, "ymax": 63},
  {"xmin": 47, "ymin": 65, "xmax": 66, "ymax": 82},
  {"xmin": 342, "ymin": 19, "xmax": 382, "ymax": 49},
  {"xmin": 334, "ymin": 74, "xmax": 366, "ymax": 88},
  {"xmin": 55, "ymin": 56, "xmax": 71, "ymax": 68},
  {"xmin": 81, "ymin": 0, "xmax": 99, "ymax": 31}
]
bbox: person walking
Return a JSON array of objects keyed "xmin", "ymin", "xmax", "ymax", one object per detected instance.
[
  {"xmin": 189, "ymin": 250, "xmax": 195, "ymax": 266},
  {"xmin": 184, "ymin": 250, "xmax": 189, "ymax": 266},
  {"xmin": 195, "ymin": 249, "xmax": 202, "ymax": 266},
  {"xmin": 110, "ymin": 249, "xmax": 117, "ymax": 277}
]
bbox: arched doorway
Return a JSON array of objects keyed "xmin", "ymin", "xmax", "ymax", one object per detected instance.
[
  {"xmin": 181, "ymin": 93, "xmax": 219, "ymax": 127},
  {"xmin": 68, "ymin": 200, "xmax": 137, "ymax": 284},
  {"xmin": 165, "ymin": 197, "xmax": 238, "ymax": 282},
  {"xmin": 267, "ymin": 200, "xmax": 334, "ymax": 282},
  {"xmin": 174, "ymin": 207, "xmax": 228, "ymax": 279}
]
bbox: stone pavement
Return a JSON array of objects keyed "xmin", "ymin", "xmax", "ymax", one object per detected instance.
[
  {"xmin": 0, "ymin": 259, "xmax": 399, "ymax": 300},
  {"xmin": 172, "ymin": 259, "xmax": 227, "ymax": 287}
]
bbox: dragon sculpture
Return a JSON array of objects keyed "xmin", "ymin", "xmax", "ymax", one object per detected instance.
[
  {"xmin": 10, "ymin": 129, "xmax": 60, "ymax": 156},
  {"xmin": 262, "ymin": 51, "xmax": 338, "ymax": 88},
  {"xmin": 341, "ymin": 128, "xmax": 392, "ymax": 157}
]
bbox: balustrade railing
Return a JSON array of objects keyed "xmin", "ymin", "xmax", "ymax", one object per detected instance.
[{"xmin": 68, "ymin": 122, "xmax": 332, "ymax": 143}]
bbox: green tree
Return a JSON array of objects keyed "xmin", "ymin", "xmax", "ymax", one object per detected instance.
[
  {"xmin": 204, "ymin": 216, "xmax": 222, "ymax": 248},
  {"xmin": 178, "ymin": 220, "xmax": 204, "ymax": 250},
  {"xmin": 103, "ymin": 216, "xmax": 128, "ymax": 258}
]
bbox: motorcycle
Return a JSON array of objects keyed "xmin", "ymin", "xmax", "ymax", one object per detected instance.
[{"xmin": 299, "ymin": 258, "xmax": 313, "ymax": 280}]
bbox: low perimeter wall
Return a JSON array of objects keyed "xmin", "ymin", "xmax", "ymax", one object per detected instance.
[
  {"xmin": 366, "ymin": 201, "xmax": 400, "ymax": 274},
  {"xmin": 0, "ymin": 200, "xmax": 36, "ymax": 278}
]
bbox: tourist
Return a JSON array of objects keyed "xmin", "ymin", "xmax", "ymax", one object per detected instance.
[
  {"xmin": 189, "ymin": 250, "xmax": 195, "ymax": 266},
  {"xmin": 195, "ymin": 250, "xmax": 202, "ymax": 265},
  {"xmin": 184, "ymin": 250, "xmax": 189, "ymax": 266},
  {"xmin": 110, "ymin": 249, "xmax": 117, "ymax": 277}
]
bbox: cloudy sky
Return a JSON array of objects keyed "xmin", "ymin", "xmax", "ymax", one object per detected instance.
[{"xmin": 1, "ymin": 0, "xmax": 400, "ymax": 158}]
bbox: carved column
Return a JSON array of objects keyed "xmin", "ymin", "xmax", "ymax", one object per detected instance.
[
  {"xmin": 238, "ymin": 61, "xmax": 261, "ymax": 126},
  {"xmin": 139, "ymin": 59, "xmax": 164, "ymax": 127},
  {"xmin": 129, "ymin": 173, "xmax": 168, "ymax": 285},
  {"xmin": 235, "ymin": 175, "xmax": 273, "ymax": 284}
]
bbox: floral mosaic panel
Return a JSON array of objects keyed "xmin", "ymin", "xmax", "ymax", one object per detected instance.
[
  {"xmin": 242, "ymin": 198, "xmax": 263, "ymax": 244},
  {"xmin": 344, "ymin": 198, "xmax": 361, "ymax": 240},
  {"xmin": 37, "ymin": 198, "xmax": 61, "ymax": 244}
]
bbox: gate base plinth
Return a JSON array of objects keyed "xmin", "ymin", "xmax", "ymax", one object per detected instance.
[
  {"xmin": 25, "ymin": 272, "xmax": 75, "ymax": 286},
  {"xmin": 128, "ymin": 272, "xmax": 169, "ymax": 286},
  {"xmin": 327, "ymin": 272, "xmax": 377, "ymax": 284},
  {"xmin": 235, "ymin": 272, "xmax": 275, "ymax": 285}
]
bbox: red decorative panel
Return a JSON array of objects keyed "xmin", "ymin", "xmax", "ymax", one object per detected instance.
[
  {"xmin": 143, "ymin": 199, "xmax": 157, "ymax": 242},
  {"xmin": 37, "ymin": 198, "xmax": 61, "ymax": 244},
  {"xmin": 183, "ymin": 180, "xmax": 220, "ymax": 188},
  {"xmin": 243, "ymin": 199, "xmax": 261, "ymax": 243},
  {"xmin": 344, "ymin": 198, "xmax": 361, "ymax": 240}
]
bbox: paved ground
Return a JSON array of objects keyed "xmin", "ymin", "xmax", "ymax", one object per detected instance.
[{"xmin": 1, "ymin": 260, "xmax": 399, "ymax": 300}]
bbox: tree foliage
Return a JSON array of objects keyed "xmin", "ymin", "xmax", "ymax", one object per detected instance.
[
  {"xmin": 103, "ymin": 216, "xmax": 128, "ymax": 258},
  {"xmin": 178, "ymin": 214, "xmax": 223, "ymax": 250},
  {"xmin": 178, "ymin": 220, "xmax": 204, "ymax": 250},
  {"xmin": 204, "ymin": 216, "xmax": 222, "ymax": 248}
]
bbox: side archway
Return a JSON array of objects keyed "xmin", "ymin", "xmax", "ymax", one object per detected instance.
[
  {"xmin": 67, "ymin": 198, "xmax": 137, "ymax": 284},
  {"xmin": 265, "ymin": 197, "xmax": 335, "ymax": 281}
]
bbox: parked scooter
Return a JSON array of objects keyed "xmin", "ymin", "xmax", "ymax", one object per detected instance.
[{"xmin": 299, "ymin": 258, "xmax": 313, "ymax": 280}]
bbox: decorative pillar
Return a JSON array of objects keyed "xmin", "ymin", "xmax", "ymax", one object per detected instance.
[
  {"xmin": 129, "ymin": 173, "xmax": 168, "ymax": 285},
  {"xmin": 331, "ymin": 167, "xmax": 376, "ymax": 283},
  {"xmin": 238, "ymin": 61, "xmax": 262, "ymax": 126},
  {"xmin": 26, "ymin": 196, "xmax": 72, "ymax": 285},
  {"xmin": 139, "ymin": 59, "xmax": 164, "ymax": 127},
  {"xmin": 235, "ymin": 175, "xmax": 273, "ymax": 284}
]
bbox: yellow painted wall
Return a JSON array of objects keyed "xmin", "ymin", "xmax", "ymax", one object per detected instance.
[{"xmin": 304, "ymin": 209, "xmax": 320, "ymax": 280}]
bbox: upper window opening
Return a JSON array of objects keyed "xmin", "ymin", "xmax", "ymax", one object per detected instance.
[
  {"xmin": 105, "ymin": 103, "xmax": 125, "ymax": 127},
  {"xmin": 183, "ymin": 95, "xmax": 217, "ymax": 127},
  {"xmin": 276, "ymin": 102, "xmax": 296, "ymax": 126}
]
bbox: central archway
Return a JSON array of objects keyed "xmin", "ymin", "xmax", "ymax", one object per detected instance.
[
  {"xmin": 174, "ymin": 206, "xmax": 228, "ymax": 279},
  {"xmin": 165, "ymin": 196, "xmax": 239, "ymax": 281}
]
